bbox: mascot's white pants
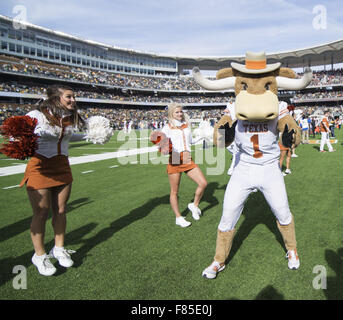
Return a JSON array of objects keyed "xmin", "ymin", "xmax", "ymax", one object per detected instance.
[{"xmin": 218, "ymin": 160, "xmax": 292, "ymax": 232}]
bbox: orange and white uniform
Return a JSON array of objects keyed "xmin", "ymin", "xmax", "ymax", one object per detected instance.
[
  {"xmin": 161, "ymin": 120, "xmax": 197, "ymax": 174},
  {"xmin": 320, "ymin": 117, "xmax": 329, "ymax": 133},
  {"xmin": 218, "ymin": 101, "xmax": 293, "ymax": 232},
  {"xmin": 20, "ymin": 110, "xmax": 85, "ymax": 190},
  {"xmin": 24, "ymin": 110, "xmax": 84, "ymax": 158},
  {"xmin": 320, "ymin": 116, "xmax": 333, "ymax": 152}
]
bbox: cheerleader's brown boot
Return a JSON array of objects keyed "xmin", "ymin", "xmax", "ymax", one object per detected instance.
[
  {"xmin": 276, "ymin": 215, "xmax": 300, "ymax": 270},
  {"xmin": 202, "ymin": 229, "xmax": 235, "ymax": 279}
]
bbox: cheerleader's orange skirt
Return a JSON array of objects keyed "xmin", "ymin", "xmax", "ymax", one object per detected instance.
[
  {"xmin": 167, "ymin": 151, "xmax": 197, "ymax": 174},
  {"xmin": 278, "ymin": 141, "xmax": 290, "ymax": 152},
  {"xmin": 20, "ymin": 153, "xmax": 73, "ymax": 190}
]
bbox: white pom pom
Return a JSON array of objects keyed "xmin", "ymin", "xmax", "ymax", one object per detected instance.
[
  {"xmin": 193, "ymin": 123, "xmax": 214, "ymax": 144},
  {"xmin": 85, "ymin": 116, "xmax": 113, "ymax": 144}
]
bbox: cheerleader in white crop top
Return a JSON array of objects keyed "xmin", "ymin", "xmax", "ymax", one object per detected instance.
[
  {"xmin": 162, "ymin": 103, "xmax": 208, "ymax": 228},
  {"xmin": 22, "ymin": 85, "xmax": 86, "ymax": 276}
]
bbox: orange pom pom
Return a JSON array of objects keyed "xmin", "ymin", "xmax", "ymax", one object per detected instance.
[
  {"xmin": 150, "ymin": 131, "xmax": 172, "ymax": 154},
  {"xmin": 0, "ymin": 115, "xmax": 38, "ymax": 160}
]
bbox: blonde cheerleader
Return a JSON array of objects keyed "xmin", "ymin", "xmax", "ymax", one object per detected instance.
[{"xmin": 152, "ymin": 103, "xmax": 208, "ymax": 228}]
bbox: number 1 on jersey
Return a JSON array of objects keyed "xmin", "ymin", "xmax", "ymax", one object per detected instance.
[{"xmin": 250, "ymin": 134, "xmax": 263, "ymax": 158}]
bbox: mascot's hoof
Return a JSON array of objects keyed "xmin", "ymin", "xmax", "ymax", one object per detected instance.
[
  {"xmin": 286, "ymin": 250, "xmax": 300, "ymax": 270},
  {"xmin": 202, "ymin": 261, "xmax": 225, "ymax": 279}
]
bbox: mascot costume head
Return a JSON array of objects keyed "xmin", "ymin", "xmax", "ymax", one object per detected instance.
[{"xmin": 193, "ymin": 51, "xmax": 312, "ymax": 148}]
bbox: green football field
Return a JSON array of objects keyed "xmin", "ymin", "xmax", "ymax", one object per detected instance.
[{"xmin": 0, "ymin": 129, "xmax": 342, "ymax": 300}]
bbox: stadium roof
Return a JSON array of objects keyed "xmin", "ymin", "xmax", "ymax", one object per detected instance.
[
  {"xmin": 174, "ymin": 39, "xmax": 343, "ymax": 71},
  {"xmin": 2, "ymin": 14, "xmax": 343, "ymax": 71}
]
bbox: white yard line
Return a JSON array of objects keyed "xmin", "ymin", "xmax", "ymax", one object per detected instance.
[
  {"xmin": 0, "ymin": 146, "xmax": 159, "ymax": 177},
  {"xmin": 2, "ymin": 184, "xmax": 20, "ymax": 189},
  {"xmin": 81, "ymin": 170, "xmax": 95, "ymax": 174},
  {"xmin": 76, "ymin": 147, "xmax": 117, "ymax": 150}
]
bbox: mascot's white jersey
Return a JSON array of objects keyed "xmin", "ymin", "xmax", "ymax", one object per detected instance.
[
  {"xmin": 234, "ymin": 101, "xmax": 289, "ymax": 165},
  {"xmin": 218, "ymin": 101, "xmax": 293, "ymax": 232}
]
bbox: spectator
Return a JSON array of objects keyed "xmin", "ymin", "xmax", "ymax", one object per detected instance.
[
  {"xmin": 299, "ymin": 114, "xmax": 310, "ymax": 144},
  {"xmin": 319, "ymin": 111, "xmax": 335, "ymax": 153}
]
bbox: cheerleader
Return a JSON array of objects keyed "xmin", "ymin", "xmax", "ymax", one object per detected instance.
[
  {"xmin": 20, "ymin": 85, "xmax": 86, "ymax": 276},
  {"xmin": 160, "ymin": 103, "xmax": 208, "ymax": 228},
  {"xmin": 279, "ymin": 139, "xmax": 292, "ymax": 176},
  {"xmin": 320, "ymin": 111, "xmax": 335, "ymax": 152}
]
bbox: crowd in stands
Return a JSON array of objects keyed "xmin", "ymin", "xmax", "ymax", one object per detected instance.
[
  {"xmin": 76, "ymin": 90, "xmax": 229, "ymax": 104},
  {"xmin": 1, "ymin": 102, "xmax": 342, "ymax": 132},
  {"xmin": 307, "ymin": 69, "xmax": 343, "ymax": 86},
  {"xmin": 1, "ymin": 81, "xmax": 343, "ymax": 105},
  {"xmin": 0, "ymin": 55, "xmax": 203, "ymax": 91},
  {"xmin": 0, "ymin": 82, "xmax": 230, "ymax": 104},
  {"xmin": 1, "ymin": 54, "xmax": 343, "ymax": 93},
  {"xmin": 0, "ymin": 103, "xmax": 31, "ymax": 122},
  {"xmin": 0, "ymin": 103, "xmax": 224, "ymax": 130},
  {"xmin": 294, "ymin": 90, "xmax": 343, "ymax": 101},
  {"xmin": 1, "ymin": 54, "xmax": 343, "ymax": 132},
  {"xmin": 0, "ymin": 82, "xmax": 46, "ymax": 95},
  {"xmin": 293, "ymin": 105, "xmax": 343, "ymax": 117}
]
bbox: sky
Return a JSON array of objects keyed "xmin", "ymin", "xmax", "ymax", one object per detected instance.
[{"xmin": 0, "ymin": 0, "xmax": 342, "ymax": 57}]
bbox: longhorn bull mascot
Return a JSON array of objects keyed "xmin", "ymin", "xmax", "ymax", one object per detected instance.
[{"xmin": 192, "ymin": 51, "xmax": 312, "ymax": 279}]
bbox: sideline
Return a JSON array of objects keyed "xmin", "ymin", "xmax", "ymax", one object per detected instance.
[{"xmin": 0, "ymin": 146, "xmax": 159, "ymax": 177}]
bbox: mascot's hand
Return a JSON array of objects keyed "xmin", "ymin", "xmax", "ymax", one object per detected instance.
[
  {"xmin": 218, "ymin": 121, "xmax": 237, "ymax": 147},
  {"xmin": 214, "ymin": 115, "xmax": 235, "ymax": 147},
  {"xmin": 282, "ymin": 124, "xmax": 295, "ymax": 148},
  {"xmin": 277, "ymin": 115, "xmax": 301, "ymax": 148}
]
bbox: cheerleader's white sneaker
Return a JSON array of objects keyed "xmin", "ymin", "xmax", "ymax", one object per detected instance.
[
  {"xmin": 31, "ymin": 253, "xmax": 56, "ymax": 276},
  {"xmin": 188, "ymin": 203, "xmax": 201, "ymax": 221},
  {"xmin": 175, "ymin": 216, "xmax": 191, "ymax": 228},
  {"xmin": 286, "ymin": 249, "xmax": 300, "ymax": 270},
  {"xmin": 202, "ymin": 261, "xmax": 225, "ymax": 279},
  {"xmin": 49, "ymin": 246, "xmax": 75, "ymax": 268}
]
